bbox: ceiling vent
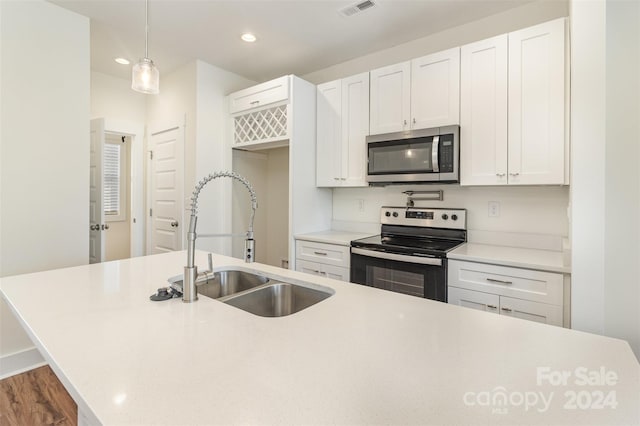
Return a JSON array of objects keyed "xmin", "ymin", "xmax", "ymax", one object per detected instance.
[{"xmin": 339, "ymin": 0, "xmax": 377, "ymax": 17}]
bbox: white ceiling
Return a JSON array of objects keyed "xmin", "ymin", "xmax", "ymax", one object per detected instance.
[{"xmin": 50, "ymin": 0, "xmax": 533, "ymax": 83}]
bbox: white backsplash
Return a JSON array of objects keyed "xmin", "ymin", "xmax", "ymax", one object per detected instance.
[{"xmin": 332, "ymin": 184, "xmax": 570, "ymax": 247}]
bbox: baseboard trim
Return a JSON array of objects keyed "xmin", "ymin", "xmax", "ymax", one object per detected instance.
[{"xmin": 0, "ymin": 347, "xmax": 46, "ymax": 380}]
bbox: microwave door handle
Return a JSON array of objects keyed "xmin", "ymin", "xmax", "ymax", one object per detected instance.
[{"xmin": 432, "ymin": 135, "xmax": 440, "ymax": 173}]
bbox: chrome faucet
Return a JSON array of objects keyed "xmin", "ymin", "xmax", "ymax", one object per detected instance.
[{"xmin": 182, "ymin": 171, "xmax": 258, "ymax": 303}]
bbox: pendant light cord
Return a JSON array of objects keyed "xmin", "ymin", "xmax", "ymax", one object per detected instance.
[{"xmin": 145, "ymin": 0, "xmax": 149, "ymax": 58}]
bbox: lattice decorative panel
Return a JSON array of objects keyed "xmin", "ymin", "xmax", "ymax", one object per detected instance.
[{"xmin": 234, "ymin": 104, "xmax": 288, "ymax": 145}]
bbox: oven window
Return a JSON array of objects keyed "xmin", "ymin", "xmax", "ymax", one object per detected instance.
[
  {"xmin": 368, "ymin": 141, "xmax": 433, "ymax": 174},
  {"xmin": 368, "ymin": 266, "xmax": 425, "ymax": 297}
]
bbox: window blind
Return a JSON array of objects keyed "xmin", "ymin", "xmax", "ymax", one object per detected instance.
[{"xmin": 104, "ymin": 143, "xmax": 121, "ymax": 215}]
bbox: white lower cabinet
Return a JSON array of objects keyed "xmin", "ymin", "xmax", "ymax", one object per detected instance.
[
  {"xmin": 448, "ymin": 260, "xmax": 564, "ymax": 327},
  {"xmin": 296, "ymin": 260, "xmax": 350, "ymax": 282},
  {"xmin": 295, "ymin": 239, "xmax": 351, "ymax": 282}
]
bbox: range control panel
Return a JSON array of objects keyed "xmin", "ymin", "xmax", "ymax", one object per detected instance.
[{"xmin": 380, "ymin": 207, "xmax": 467, "ymax": 230}]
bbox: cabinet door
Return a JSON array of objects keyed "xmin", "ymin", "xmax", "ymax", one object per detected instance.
[
  {"xmin": 411, "ymin": 47, "xmax": 460, "ymax": 129},
  {"xmin": 341, "ymin": 73, "xmax": 369, "ymax": 187},
  {"xmin": 508, "ymin": 18, "xmax": 566, "ymax": 185},
  {"xmin": 499, "ymin": 296, "xmax": 563, "ymax": 327},
  {"xmin": 460, "ymin": 35, "xmax": 508, "ymax": 186},
  {"xmin": 296, "ymin": 259, "xmax": 325, "ymax": 277},
  {"xmin": 369, "ymin": 62, "xmax": 411, "ymax": 135},
  {"xmin": 448, "ymin": 286, "xmax": 499, "ymax": 314},
  {"xmin": 316, "ymin": 80, "xmax": 342, "ymax": 187}
]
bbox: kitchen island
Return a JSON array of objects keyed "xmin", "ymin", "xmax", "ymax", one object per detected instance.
[{"xmin": 1, "ymin": 251, "xmax": 638, "ymax": 425}]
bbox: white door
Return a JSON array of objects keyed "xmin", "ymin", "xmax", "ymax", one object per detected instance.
[
  {"xmin": 341, "ymin": 72, "xmax": 369, "ymax": 187},
  {"xmin": 508, "ymin": 18, "xmax": 566, "ymax": 185},
  {"xmin": 369, "ymin": 61, "xmax": 410, "ymax": 135},
  {"xmin": 316, "ymin": 80, "xmax": 342, "ymax": 187},
  {"xmin": 411, "ymin": 47, "xmax": 460, "ymax": 129},
  {"xmin": 448, "ymin": 286, "xmax": 500, "ymax": 314},
  {"xmin": 89, "ymin": 119, "xmax": 105, "ymax": 264},
  {"xmin": 148, "ymin": 125, "xmax": 184, "ymax": 254},
  {"xmin": 460, "ymin": 35, "xmax": 508, "ymax": 186}
]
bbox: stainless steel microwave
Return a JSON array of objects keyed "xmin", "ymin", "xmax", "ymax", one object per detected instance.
[{"xmin": 366, "ymin": 125, "xmax": 459, "ymax": 184}]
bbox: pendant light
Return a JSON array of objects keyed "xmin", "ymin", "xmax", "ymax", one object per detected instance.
[{"xmin": 132, "ymin": 0, "xmax": 159, "ymax": 94}]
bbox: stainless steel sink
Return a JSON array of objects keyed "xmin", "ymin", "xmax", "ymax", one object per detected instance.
[
  {"xmin": 220, "ymin": 282, "xmax": 333, "ymax": 317},
  {"xmin": 197, "ymin": 270, "xmax": 270, "ymax": 299},
  {"xmin": 169, "ymin": 269, "xmax": 270, "ymax": 299}
]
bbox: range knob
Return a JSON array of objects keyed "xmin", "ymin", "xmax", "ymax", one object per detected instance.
[
  {"xmin": 441, "ymin": 214, "xmax": 449, "ymax": 220},
  {"xmin": 392, "ymin": 212, "xmax": 399, "ymax": 218},
  {"xmin": 385, "ymin": 211, "xmax": 391, "ymax": 217},
  {"xmin": 451, "ymin": 214, "xmax": 458, "ymax": 221}
]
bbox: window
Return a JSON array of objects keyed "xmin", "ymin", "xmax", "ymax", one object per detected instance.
[{"xmin": 104, "ymin": 134, "xmax": 128, "ymax": 221}]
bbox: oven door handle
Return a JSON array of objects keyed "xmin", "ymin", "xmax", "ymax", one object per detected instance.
[{"xmin": 352, "ymin": 248, "xmax": 442, "ymax": 266}]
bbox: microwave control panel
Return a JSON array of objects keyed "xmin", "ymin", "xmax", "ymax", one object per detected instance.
[{"xmin": 439, "ymin": 134, "xmax": 455, "ymax": 173}]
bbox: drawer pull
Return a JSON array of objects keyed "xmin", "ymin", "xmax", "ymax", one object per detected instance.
[
  {"xmin": 501, "ymin": 307, "xmax": 513, "ymax": 312},
  {"xmin": 486, "ymin": 304, "xmax": 497, "ymax": 309},
  {"xmin": 250, "ymin": 100, "xmax": 260, "ymax": 105},
  {"xmin": 313, "ymin": 251, "xmax": 328, "ymax": 256},
  {"xmin": 486, "ymin": 278, "xmax": 513, "ymax": 285}
]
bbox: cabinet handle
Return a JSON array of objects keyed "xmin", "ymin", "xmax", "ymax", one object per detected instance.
[
  {"xmin": 509, "ymin": 172, "xmax": 520, "ymax": 177},
  {"xmin": 250, "ymin": 100, "xmax": 260, "ymax": 105},
  {"xmin": 340, "ymin": 177, "xmax": 346, "ymax": 181},
  {"xmin": 413, "ymin": 118, "xmax": 416, "ymax": 124},
  {"xmin": 313, "ymin": 251, "xmax": 328, "ymax": 256},
  {"xmin": 496, "ymin": 173, "xmax": 506, "ymax": 177},
  {"xmin": 403, "ymin": 119, "xmax": 407, "ymax": 126},
  {"xmin": 334, "ymin": 177, "xmax": 340, "ymax": 181},
  {"xmin": 501, "ymin": 307, "xmax": 513, "ymax": 312},
  {"xmin": 320, "ymin": 271, "xmax": 327, "ymax": 276},
  {"xmin": 486, "ymin": 278, "xmax": 513, "ymax": 285},
  {"xmin": 486, "ymin": 304, "xmax": 497, "ymax": 309}
]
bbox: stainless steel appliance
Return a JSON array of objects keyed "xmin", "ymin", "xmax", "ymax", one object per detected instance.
[
  {"xmin": 366, "ymin": 125, "xmax": 459, "ymax": 184},
  {"xmin": 350, "ymin": 207, "xmax": 466, "ymax": 302}
]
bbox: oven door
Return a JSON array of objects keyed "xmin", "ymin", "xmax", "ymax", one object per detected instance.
[{"xmin": 350, "ymin": 248, "xmax": 447, "ymax": 302}]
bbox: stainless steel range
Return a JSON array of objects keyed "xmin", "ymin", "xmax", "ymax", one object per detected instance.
[{"xmin": 350, "ymin": 207, "xmax": 467, "ymax": 302}]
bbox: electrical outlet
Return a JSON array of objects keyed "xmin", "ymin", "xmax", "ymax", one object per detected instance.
[{"xmin": 488, "ymin": 201, "xmax": 500, "ymax": 217}]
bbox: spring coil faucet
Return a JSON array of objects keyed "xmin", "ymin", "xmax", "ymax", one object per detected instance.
[{"xmin": 183, "ymin": 171, "xmax": 258, "ymax": 303}]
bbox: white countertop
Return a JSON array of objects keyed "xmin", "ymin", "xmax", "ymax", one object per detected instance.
[
  {"xmin": 448, "ymin": 243, "xmax": 571, "ymax": 274},
  {"xmin": 294, "ymin": 230, "xmax": 373, "ymax": 246},
  {"xmin": 1, "ymin": 251, "xmax": 637, "ymax": 425}
]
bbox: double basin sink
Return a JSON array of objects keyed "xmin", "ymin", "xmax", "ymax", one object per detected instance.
[{"xmin": 171, "ymin": 269, "xmax": 334, "ymax": 317}]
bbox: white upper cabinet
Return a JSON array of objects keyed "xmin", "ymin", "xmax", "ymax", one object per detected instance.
[
  {"xmin": 460, "ymin": 34, "xmax": 508, "ymax": 185},
  {"xmin": 317, "ymin": 72, "xmax": 369, "ymax": 187},
  {"xmin": 508, "ymin": 18, "xmax": 566, "ymax": 185},
  {"xmin": 369, "ymin": 62, "xmax": 410, "ymax": 135},
  {"xmin": 370, "ymin": 48, "xmax": 460, "ymax": 136},
  {"xmin": 411, "ymin": 47, "xmax": 460, "ymax": 130},
  {"xmin": 316, "ymin": 80, "xmax": 342, "ymax": 187},
  {"xmin": 460, "ymin": 18, "xmax": 567, "ymax": 186}
]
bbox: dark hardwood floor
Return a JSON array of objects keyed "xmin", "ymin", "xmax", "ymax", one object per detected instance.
[{"xmin": 0, "ymin": 365, "xmax": 77, "ymax": 426}]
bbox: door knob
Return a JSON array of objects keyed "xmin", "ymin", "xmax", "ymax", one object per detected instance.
[
  {"xmin": 101, "ymin": 224, "xmax": 109, "ymax": 231},
  {"xmin": 170, "ymin": 220, "xmax": 179, "ymax": 228}
]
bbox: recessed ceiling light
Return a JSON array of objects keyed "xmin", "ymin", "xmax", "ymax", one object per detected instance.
[
  {"xmin": 114, "ymin": 57, "xmax": 130, "ymax": 65},
  {"xmin": 241, "ymin": 33, "xmax": 257, "ymax": 43}
]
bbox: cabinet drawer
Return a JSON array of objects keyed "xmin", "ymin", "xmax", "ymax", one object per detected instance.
[
  {"xmin": 295, "ymin": 240, "xmax": 350, "ymax": 268},
  {"xmin": 229, "ymin": 76, "xmax": 289, "ymax": 114},
  {"xmin": 499, "ymin": 296, "xmax": 563, "ymax": 327},
  {"xmin": 296, "ymin": 260, "xmax": 350, "ymax": 282},
  {"xmin": 448, "ymin": 286, "xmax": 499, "ymax": 314},
  {"xmin": 448, "ymin": 260, "xmax": 562, "ymax": 305}
]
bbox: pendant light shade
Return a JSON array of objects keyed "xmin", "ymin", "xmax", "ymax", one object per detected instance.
[
  {"xmin": 132, "ymin": 58, "xmax": 159, "ymax": 94},
  {"xmin": 132, "ymin": 0, "xmax": 159, "ymax": 94}
]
